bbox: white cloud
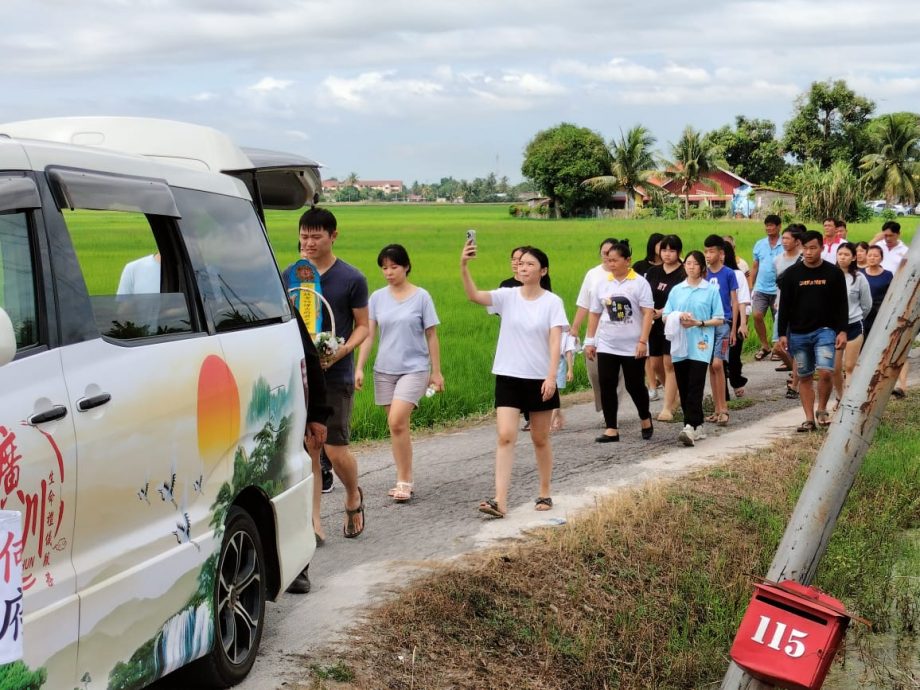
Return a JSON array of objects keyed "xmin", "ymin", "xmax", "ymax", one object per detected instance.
[
  {"xmin": 319, "ymin": 71, "xmax": 444, "ymax": 113},
  {"xmin": 249, "ymin": 77, "xmax": 293, "ymax": 93}
]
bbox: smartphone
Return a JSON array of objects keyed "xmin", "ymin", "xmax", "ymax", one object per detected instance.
[{"xmin": 466, "ymin": 228, "xmax": 477, "ymax": 246}]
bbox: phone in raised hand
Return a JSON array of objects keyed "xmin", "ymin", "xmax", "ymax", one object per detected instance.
[{"xmin": 466, "ymin": 228, "xmax": 476, "ymax": 246}]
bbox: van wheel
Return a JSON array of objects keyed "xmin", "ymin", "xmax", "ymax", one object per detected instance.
[{"xmin": 196, "ymin": 506, "xmax": 266, "ymax": 687}]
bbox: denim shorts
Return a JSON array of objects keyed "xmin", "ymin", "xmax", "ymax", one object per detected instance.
[
  {"xmin": 788, "ymin": 327, "xmax": 837, "ymax": 377},
  {"xmin": 712, "ymin": 323, "xmax": 731, "ymax": 361}
]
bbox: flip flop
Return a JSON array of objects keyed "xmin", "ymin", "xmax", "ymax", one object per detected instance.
[
  {"xmin": 478, "ymin": 498, "xmax": 505, "ymax": 518},
  {"xmin": 797, "ymin": 420, "xmax": 818, "ymax": 433},
  {"xmin": 535, "ymin": 497, "xmax": 553, "ymax": 512},
  {"xmin": 343, "ymin": 487, "xmax": 365, "ymax": 538}
]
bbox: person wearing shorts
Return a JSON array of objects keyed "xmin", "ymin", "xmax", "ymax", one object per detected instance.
[
  {"xmin": 298, "ymin": 207, "xmax": 370, "ymax": 543},
  {"xmin": 748, "ymin": 214, "xmax": 783, "ymax": 359},
  {"xmin": 778, "ymin": 230, "xmax": 848, "ymax": 432},
  {"xmin": 356, "ymin": 244, "xmax": 443, "ymax": 504},
  {"xmin": 462, "ymin": 242, "xmax": 567, "ymax": 518},
  {"xmin": 703, "ymin": 235, "xmax": 739, "ymax": 427}
]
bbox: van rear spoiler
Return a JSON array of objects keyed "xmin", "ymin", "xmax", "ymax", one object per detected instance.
[{"xmin": 224, "ymin": 147, "xmax": 322, "ymax": 222}]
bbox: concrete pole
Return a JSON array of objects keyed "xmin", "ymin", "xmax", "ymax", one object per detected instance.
[{"xmin": 722, "ymin": 232, "xmax": 920, "ymax": 689}]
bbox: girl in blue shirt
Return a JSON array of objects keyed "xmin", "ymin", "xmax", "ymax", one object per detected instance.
[{"xmin": 662, "ymin": 251, "xmax": 724, "ymax": 446}]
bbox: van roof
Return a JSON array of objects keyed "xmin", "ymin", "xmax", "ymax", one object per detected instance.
[{"xmin": 0, "ymin": 117, "xmax": 322, "ymax": 209}]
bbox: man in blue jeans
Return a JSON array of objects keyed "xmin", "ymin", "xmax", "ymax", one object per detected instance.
[{"xmin": 777, "ymin": 230, "xmax": 848, "ymax": 432}]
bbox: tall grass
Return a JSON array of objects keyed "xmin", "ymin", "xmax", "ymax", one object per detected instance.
[{"xmin": 63, "ymin": 203, "xmax": 914, "ymax": 440}]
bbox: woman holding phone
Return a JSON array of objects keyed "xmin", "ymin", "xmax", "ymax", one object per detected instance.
[{"xmin": 461, "ymin": 238, "xmax": 567, "ymax": 518}]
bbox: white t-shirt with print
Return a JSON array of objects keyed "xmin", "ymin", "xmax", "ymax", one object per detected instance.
[
  {"xmin": 489, "ymin": 288, "xmax": 568, "ymax": 379},
  {"xmin": 589, "ymin": 270, "xmax": 654, "ymax": 356}
]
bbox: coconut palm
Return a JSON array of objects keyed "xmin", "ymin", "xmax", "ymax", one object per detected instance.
[
  {"xmin": 859, "ymin": 114, "xmax": 920, "ymax": 205},
  {"xmin": 663, "ymin": 126, "xmax": 725, "ymax": 216},
  {"xmin": 582, "ymin": 125, "xmax": 657, "ymax": 214}
]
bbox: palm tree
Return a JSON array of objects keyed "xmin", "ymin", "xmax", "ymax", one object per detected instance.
[
  {"xmin": 344, "ymin": 172, "xmax": 359, "ymax": 188},
  {"xmin": 663, "ymin": 126, "xmax": 725, "ymax": 217},
  {"xmin": 859, "ymin": 114, "xmax": 920, "ymax": 205},
  {"xmin": 582, "ymin": 125, "xmax": 657, "ymax": 214}
]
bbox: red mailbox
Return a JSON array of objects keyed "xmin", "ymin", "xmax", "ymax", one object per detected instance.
[{"xmin": 730, "ymin": 579, "xmax": 860, "ymax": 690}]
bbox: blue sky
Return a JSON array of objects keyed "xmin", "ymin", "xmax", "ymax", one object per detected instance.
[{"xmin": 4, "ymin": 0, "xmax": 918, "ymax": 183}]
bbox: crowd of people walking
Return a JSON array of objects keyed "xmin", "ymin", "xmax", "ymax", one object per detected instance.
[{"xmin": 284, "ymin": 207, "xmax": 912, "ymax": 590}]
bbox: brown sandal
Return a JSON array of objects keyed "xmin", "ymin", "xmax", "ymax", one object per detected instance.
[
  {"xmin": 478, "ymin": 498, "xmax": 505, "ymax": 518},
  {"xmin": 716, "ymin": 411, "xmax": 730, "ymax": 426}
]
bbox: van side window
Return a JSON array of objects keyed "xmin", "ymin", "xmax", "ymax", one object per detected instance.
[
  {"xmin": 0, "ymin": 211, "xmax": 39, "ymax": 349},
  {"xmin": 62, "ymin": 209, "xmax": 196, "ymax": 341},
  {"xmin": 173, "ymin": 188, "xmax": 290, "ymax": 331}
]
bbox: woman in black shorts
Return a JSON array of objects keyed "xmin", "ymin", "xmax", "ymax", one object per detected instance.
[
  {"xmin": 461, "ymin": 240, "xmax": 568, "ymax": 518},
  {"xmin": 644, "ymin": 235, "xmax": 686, "ymax": 421}
]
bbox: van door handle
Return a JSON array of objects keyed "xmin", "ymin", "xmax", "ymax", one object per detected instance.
[
  {"xmin": 29, "ymin": 405, "xmax": 68, "ymax": 424},
  {"xmin": 77, "ymin": 393, "xmax": 112, "ymax": 412}
]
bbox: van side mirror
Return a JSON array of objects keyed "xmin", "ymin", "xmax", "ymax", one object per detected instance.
[{"xmin": 0, "ymin": 309, "xmax": 16, "ymax": 366}]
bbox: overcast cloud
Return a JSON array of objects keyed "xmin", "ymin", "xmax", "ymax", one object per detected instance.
[{"xmin": 3, "ymin": 1, "xmax": 917, "ymax": 182}]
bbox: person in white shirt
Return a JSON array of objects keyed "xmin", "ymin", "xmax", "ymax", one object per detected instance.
[
  {"xmin": 461, "ymin": 241, "xmax": 567, "ymax": 518},
  {"xmin": 820, "ymin": 217, "xmax": 842, "ymax": 264},
  {"xmin": 868, "ymin": 220, "xmax": 911, "ymax": 397},
  {"xmin": 584, "ymin": 241, "xmax": 655, "ymax": 442},
  {"xmin": 569, "ymin": 238, "xmax": 619, "ymax": 412},
  {"xmin": 117, "ymin": 252, "xmax": 161, "ymax": 294}
]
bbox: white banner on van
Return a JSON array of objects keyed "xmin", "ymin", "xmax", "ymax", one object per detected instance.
[{"xmin": 0, "ymin": 510, "xmax": 23, "ymax": 664}]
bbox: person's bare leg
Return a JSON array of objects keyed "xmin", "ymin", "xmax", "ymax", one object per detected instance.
[
  {"xmin": 493, "ymin": 407, "xmax": 520, "ymax": 514},
  {"xmin": 772, "ymin": 341, "xmax": 794, "ymax": 369},
  {"xmin": 753, "ymin": 311, "xmax": 770, "ymax": 351},
  {"xmin": 832, "ymin": 348, "xmax": 845, "ymax": 403},
  {"xmin": 844, "ymin": 336, "xmax": 862, "ymax": 382},
  {"xmin": 660, "ymin": 355, "xmax": 678, "ymax": 418},
  {"xmin": 308, "ymin": 444, "xmax": 324, "ymax": 541},
  {"xmin": 897, "ymin": 362, "xmax": 909, "ymax": 391},
  {"xmin": 799, "ymin": 377, "xmax": 816, "ymax": 423},
  {"xmin": 710, "ymin": 358, "xmax": 728, "ymax": 414},
  {"xmin": 528, "ymin": 410, "xmax": 554, "ymax": 500},
  {"xmin": 387, "ymin": 399, "xmax": 416, "ymax": 485},
  {"xmin": 816, "ymin": 370, "xmax": 833, "ymax": 412},
  {"xmin": 324, "ymin": 444, "xmax": 362, "ymax": 533}
]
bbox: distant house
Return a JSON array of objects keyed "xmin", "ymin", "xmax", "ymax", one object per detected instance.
[
  {"xmin": 660, "ymin": 167, "xmax": 754, "ymax": 211},
  {"xmin": 321, "ymin": 179, "xmax": 404, "ymax": 194},
  {"xmin": 752, "ymin": 187, "xmax": 797, "ymax": 215}
]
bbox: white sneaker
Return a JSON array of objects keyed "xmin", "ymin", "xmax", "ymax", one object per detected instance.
[
  {"xmin": 678, "ymin": 424, "xmax": 695, "ymax": 446},
  {"xmin": 648, "ymin": 387, "xmax": 660, "ymax": 401},
  {"xmin": 694, "ymin": 426, "xmax": 707, "ymax": 441}
]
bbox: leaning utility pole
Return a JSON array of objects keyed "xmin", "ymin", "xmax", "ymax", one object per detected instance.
[{"xmin": 722, "ymin": 232, "xmax": 920, "ymax": 689}]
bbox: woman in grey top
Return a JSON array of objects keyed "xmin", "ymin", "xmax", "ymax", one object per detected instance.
[
  {"xmin": 832, "ymin": 242, "xmax": 871, "ymax": 407},
  {"xmin": 356, "ymin": 244, "xmax": 444, "ymax": 502}
]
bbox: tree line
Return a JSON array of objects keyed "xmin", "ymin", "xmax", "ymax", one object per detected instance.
[
  {"xmin": 520, "ymin": 79, "xmax": 920, "ymax": 221},
  {"xmin": 325, "ymin": 173, "xmax": 535, "ymax": 204}
]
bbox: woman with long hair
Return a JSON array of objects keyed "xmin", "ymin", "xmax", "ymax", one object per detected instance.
[
  {"xmin": 634, "ymin": 233, "xmax": 665, "ymax": 400},
  {"xmin": 356, "ymin": 244, "xmax": 444, "ymax": 502},
  {"xmin": 584, "ymin": 240, "xmax": 655, "ymax": 442},
  {"xmin": 662, "ymin": 251, "xmax": 724, "ymax": 446},
  {"xmin": 461, "ymin": 242, "xmax": 567, "ymax": 518},
  {"xmin": 644, "ymin": 234, "xmax": 686, "ymax": 421},
  {"xmin": 831, "ymin": 242, "xmax": 871, "ymax": 409},
  {"xmin": 854, "ymin": 241, "xmax": 870, "ymax": 271},
  {"xmin": 860, "ymin": 245, "xmax": 894, "ymax": 339}
]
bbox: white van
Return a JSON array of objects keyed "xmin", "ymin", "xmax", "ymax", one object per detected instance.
[{"xmin": 0, "ymin": 118, "xmax": 321, "ymax": 688}]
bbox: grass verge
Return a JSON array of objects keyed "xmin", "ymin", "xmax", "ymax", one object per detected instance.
[{"xmin": 299, "ymin": 392, "xmax": 920, "ymax": 689}]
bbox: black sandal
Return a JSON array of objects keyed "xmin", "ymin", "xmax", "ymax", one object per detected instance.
[
  {"xmin": 535, "ymin": 497, "xmax": 553, "ymax": 511},
  {"xmin": 478, "ymin": 498, "xmax": 506, "ymax": 518},
  {"xmin": 754, "ymin": 348, "xmax": 771, "ymax": 361},
  {"xmin": 797, "ymin": 420, "xmax": 818, "ymax": 433},
  {"xmin": 343, "ymin": 487, "xmax": 365, "ymax": 538}
]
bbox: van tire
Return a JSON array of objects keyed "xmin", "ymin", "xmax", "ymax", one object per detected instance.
[{"xmin": 195, "ymin": 506, "xmax": 267, "ymax": 687}]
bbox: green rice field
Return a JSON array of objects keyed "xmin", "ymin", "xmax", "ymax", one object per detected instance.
[{"xmin": 66, "ymin": 203, "xmax": 915, "ymax": 440}]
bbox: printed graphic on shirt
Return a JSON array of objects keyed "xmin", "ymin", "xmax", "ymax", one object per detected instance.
[{"xmin": 604, "ymin": 296, "xmax": 634, "ymax": 323}]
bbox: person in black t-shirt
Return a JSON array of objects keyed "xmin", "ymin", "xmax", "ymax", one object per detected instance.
[
  {"xmin": 778, "ymin": 230, "xmax": 848, "ymax": 432},
  {"xmin": 645, "ymin": 234, "xmax": 686, "ymax": 421}
]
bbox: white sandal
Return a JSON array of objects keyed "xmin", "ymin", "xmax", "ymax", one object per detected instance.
[{"xmin": 391, "ymin": 481, "xmax": 414, "ymax": 502}]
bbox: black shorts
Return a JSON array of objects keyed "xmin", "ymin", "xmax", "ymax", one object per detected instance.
[
  {"xmin": 494, "ymin": 374, "xmax": 560, "ymax": 412},
  {"xmin": 846, "ymin": 321, "xmax": 863, "ymax": 341},
  {"xmin": 648, "ymin": 320, "xmax": 671, "ymax": 357},
  {"xmin": 324, "ymin": 378, "xmax": 355, "ymax": 446}
]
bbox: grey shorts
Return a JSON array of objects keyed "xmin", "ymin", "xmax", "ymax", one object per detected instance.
[
  {"xmin": 751, "ymin": 291, "xmax": 777, "ymax": 317},
  {"xmin": 373, "ymin": 370, "xmax": 429, "ymax": 406},
  {"xmin": 324, "ymin": 378, "xmax": 355, "ymax": 446}
]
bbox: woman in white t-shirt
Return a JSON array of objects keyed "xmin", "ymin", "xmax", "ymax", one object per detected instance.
[
  {"xmin": 584, "ymin": 241, "xmax": 655, "ymax": 442},
  {"xmin": 461, "ymin": 241, "xmax": 567, "ymax": 518},
  {"xmin": 356, "ymin": 244, "xmax": 444, "ymax": 503}
]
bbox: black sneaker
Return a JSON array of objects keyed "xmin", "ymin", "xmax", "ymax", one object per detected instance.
[
  {"xmin": 321, "ymin": 466, "xmax": 334, "ymax": 493},
  {"xmin": 286, "ymin": 566, "xmax": 311, "ymax": 594}
]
